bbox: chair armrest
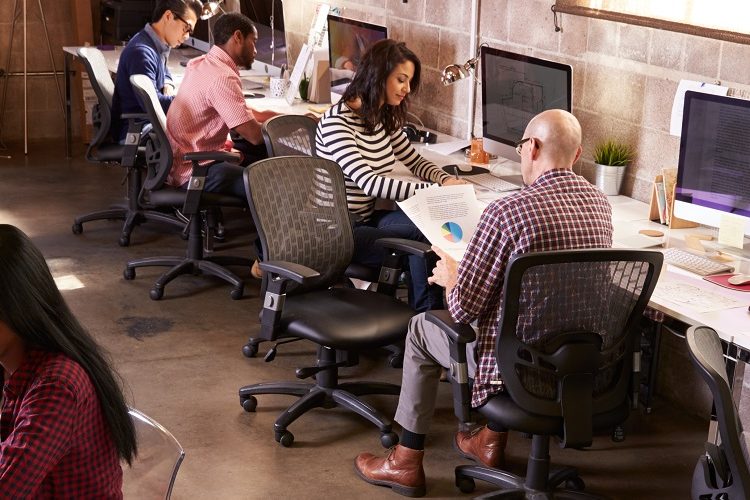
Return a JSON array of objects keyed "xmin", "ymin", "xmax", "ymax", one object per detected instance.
[
  {"xmin": 378, "ymin": 237, "xmax": 432, "ymax": 258},
  {"xmin": 260, "ymin": 260, "xmax": 321, "ymax": 285},
  {"xmin": 120, "ymin": 112, "xmax": 148, "ymax": 120},
  {"xmin": 184, "ymin": 151, "xmax": 241, "ymax": 163},
  {"xmin": 425, "ymin": 310, "xmax": 476, "ymax": 424},
  {"xmin": 374, "ymin": 238, "xmax": 435, "ymax": 296},
  {"xmin": 258, "ymin": 260, "xmax": 321, "ymax": 342},
  {"xmin": 425, "ymin": 309, "xmax": 476, "ymax": 344}
]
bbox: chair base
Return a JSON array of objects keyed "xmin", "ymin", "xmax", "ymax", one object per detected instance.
[
  {"xmin": 124, "ymin": 254, "xmax": 251, "ymax": 300},
  {"xmin": 455, "ymin": 434, "xmax": 601, "ymax": 499},
  {"xmin": 239, "ymin": 379, "xmax": 400, "ymax": 448},
  {"xmin": 73, "ymin": 205, "xmax": 184, "ymax": 246}
]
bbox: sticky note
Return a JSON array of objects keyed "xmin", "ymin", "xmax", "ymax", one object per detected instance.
[{"xmin": 718, "ymin": 213, "xmax": 746, "ymax": 249}]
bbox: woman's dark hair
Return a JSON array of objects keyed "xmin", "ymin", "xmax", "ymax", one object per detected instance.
[
  {"xmin": 153, "ymin": 0, "xmax": 202, "ymax": 24},
  {"xmin": 0, "ymin": 225, "xmax": 137, "ymax": 464},
  {"xmin": 212, "ymin": 12, "xmax": 256, "ymax": 46},
  {"xmin": 341, "ymin": 39, "xmax": 422, "ymax": 135}
]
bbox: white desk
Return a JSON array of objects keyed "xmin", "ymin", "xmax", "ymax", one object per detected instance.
[{"xmin": 63, "ymin": 45, "xmax": 299, "ymax": 158}]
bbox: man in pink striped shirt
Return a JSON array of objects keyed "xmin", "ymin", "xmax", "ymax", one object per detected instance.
[{"xmin": 165, "ymin": 12, "xmax": 279, "ymax": 197}]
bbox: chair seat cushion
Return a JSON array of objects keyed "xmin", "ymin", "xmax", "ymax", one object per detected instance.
[
  {"xmin": 93, "ymin": 143, "xmax": 139, "ymax": 162},
  {"xmin": 281, "ymin": 287, "xmax": 414, "ymax": 350},
  {"xmin": 479, "ymin": 391, "xmax": 631, "ymax": 439},
  {"xmin": 146, "ymin": 187, "xmax": 247, "ymax": 209}
]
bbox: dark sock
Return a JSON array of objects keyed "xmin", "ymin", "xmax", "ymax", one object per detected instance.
[
  {"xmin": 487, "ymin": 421, "xmax": 507, "ymax": 433},
  {"xmin": 400, "ymin": 429, "xmax": 426, "ymax": 450}
]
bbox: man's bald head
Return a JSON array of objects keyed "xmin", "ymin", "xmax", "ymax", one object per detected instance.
[{"xmin": 524, "ymin": 109, "xmax": 582, "ymax": 169}]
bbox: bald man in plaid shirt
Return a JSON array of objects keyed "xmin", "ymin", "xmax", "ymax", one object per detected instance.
[{"xmin": 354, "ymin": 109, "xmax": 614, "ymax": 497}]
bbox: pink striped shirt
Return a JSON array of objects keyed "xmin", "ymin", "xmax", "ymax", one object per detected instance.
[{"xmin": 165, "ymin": 46, "xmax": 256, "ymax": 187}]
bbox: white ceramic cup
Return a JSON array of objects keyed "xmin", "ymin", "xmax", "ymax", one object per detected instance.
[{"xmin": 269, "ymin": 77, "xmax": 291, "ymax": 98}]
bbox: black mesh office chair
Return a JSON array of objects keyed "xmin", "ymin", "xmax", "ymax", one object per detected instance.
[
  {"xmin": 71, "ymin": 47, "xmax": 183, "ymax": 246},
  {"xmin": 426, "ymin": 249, "xmax": 663, "ymax": 498},
  {"xmin": 123, "ymin": 74, "xmax": 252, "ymax": 300},
  {"xmin": 687, "ymin": 325, "xmax": 750, "ymax": 499},
  {"xmin": 261, "ymin": 114, "xmax": 318, "ymax": 157},
  {"xmin": 238, "ymin": 156, "xmax": 430, "ymax": 447}
]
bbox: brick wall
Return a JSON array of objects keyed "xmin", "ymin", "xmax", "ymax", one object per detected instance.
[{"xmin": 282, "ymin": 0, "xmax": 750, "ymax": 203}]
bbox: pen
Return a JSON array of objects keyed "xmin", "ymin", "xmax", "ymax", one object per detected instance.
[{"xmin": 453, "ymin": 165, "xmax": 460, "ymax": 180}]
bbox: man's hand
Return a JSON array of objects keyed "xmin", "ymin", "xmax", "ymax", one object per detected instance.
[
  {"xmin": 428, "ymin": 245, "xmax": 458, "ymax": 295},
  {"xmin": 441, "ymin": 177, "xmax": 470, "ymax": 186},
  {"xmin": 162, "ymin": 84, "xmax": 176, "ymax": 97}
]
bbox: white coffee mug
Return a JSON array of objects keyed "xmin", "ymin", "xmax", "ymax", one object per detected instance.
[{"xmin": 269, "ymin": 77, "xmax": 291, "ymax": 98}]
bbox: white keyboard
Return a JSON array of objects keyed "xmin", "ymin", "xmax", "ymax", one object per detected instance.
[
  {"xmin": 663, "ymin": 248, "xmax": 734, "ymax": 276},
  {"xmin": 468, "ymin": 173, "xmax": 522, "ymax": 193}
]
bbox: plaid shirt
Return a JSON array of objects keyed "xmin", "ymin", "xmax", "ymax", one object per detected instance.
[
  {"xmin": 0, "ymin": 350, "xmax": 122, "ymax": 498},
  {"xmin": 447, "ymin": 169, "xmax": 614, "ymax": 408}
]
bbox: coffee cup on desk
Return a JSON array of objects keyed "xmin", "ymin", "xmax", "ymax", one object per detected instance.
[{"xmin": 269, "ymin": 77, "xmax": 291, "ymax": 98}]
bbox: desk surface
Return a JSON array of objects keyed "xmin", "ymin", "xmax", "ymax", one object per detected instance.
[{"xmin": 404, "ymin": 140, "xmax": 750, "ymax": 347}]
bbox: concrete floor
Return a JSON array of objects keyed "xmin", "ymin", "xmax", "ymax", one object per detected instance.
[{"xmin": 0, "ymin": 140, "xmax": 709, "ymax": 499}]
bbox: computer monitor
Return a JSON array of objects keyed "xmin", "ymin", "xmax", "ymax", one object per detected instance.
[
  {"xmin": 480, "ymin": 46, "xmax": 572, "ymax": 162},
  {"xmin": 183, "ymin": 0, "xmax": 287, "ymax": 68},
  {"xmin": 239, "ymin": 0, "xmax": 287, "ymax": 67},
  {"xmin": 326, "ymin": 15, "xmax": 387, "ymax": 94},
  {"xmin": 674, "ymin": 91, "xmax": 750, "ymax": 241}
]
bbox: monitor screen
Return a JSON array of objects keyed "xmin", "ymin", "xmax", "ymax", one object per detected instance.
[
  {"xmin": 184, "ymin": 0, "xmax": 287, "ymax": 68},
  {"xmin": 480, "ymin": 46, "xmax": 572, "ymax": 161},
  {"xmin": 327, "ymin": 15, "xmax": 387, "ymax": 93},
  {"xmin": 674, "ymin": 91, "xmax": 750, "ymax": 237}
]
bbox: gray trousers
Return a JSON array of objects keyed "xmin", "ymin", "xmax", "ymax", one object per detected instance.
[{"xmin": 394, "ymin": 313, "xmax": 478, "ymax": 435}]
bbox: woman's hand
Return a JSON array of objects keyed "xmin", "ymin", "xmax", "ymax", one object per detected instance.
[{"xmin": 441, "ymin": 177, "xmax": 470, "ymax": 186}]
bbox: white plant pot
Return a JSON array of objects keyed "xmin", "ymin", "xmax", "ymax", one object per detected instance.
[{"xmin": 594, "ymin": 163, "xmax": 626, "ymax": 196}]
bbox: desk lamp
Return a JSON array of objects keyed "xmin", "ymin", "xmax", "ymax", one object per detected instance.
[
  {"xmin": 200, "ymin": 1, "xmax": 225, "ymax": 20},
  {"xmin": 440, "ymin": 47, "xmax": 488, "ymax": 175},
  {"xmin": 440, "ymin": 55, "xmax": 478, "ymax": 86}
]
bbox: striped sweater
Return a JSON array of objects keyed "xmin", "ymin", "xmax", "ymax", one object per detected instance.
[{"xmin": 315, "ymin": 101, "xmax": 451, "ymax": 220}]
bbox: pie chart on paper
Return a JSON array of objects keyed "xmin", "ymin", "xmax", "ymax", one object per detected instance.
[{"xmin": 441, "ymin": 222, "xmax": 464, "ymax": 243}]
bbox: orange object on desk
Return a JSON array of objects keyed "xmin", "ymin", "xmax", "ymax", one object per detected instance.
[{"xmin": 470, "ymin": 137, "xmax": 489, "ymax": 164}]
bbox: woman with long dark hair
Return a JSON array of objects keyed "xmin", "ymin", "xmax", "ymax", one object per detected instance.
[
  {"xmin": 316, "ymin": 39, "xmax": 466, "ymax": 312},
  {"xmin": 0, "ymin": 224, "xmax": 136, "ymax": 497}
]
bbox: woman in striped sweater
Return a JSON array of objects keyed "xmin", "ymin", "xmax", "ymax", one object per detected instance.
[{"xmin": 316, "ymin": 39, "xmax": 466, "ymax": 312}]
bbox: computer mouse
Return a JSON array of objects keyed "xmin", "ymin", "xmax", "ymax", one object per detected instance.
[
  {"xmin": 457, "ymin": 163, "xmax": 475, "ymax": 173},
  {"xmin": 728, "ymin": 274, "xmax": 750, "ymax": 286}
]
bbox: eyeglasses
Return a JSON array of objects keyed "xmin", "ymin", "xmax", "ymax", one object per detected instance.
[
  {"xmin": 515, "ymin": 137, "xmax": 532, "ymax": 156},
  {"xmin": 172, "ymin": 11, "xmax": 194, "ymax": 36}
]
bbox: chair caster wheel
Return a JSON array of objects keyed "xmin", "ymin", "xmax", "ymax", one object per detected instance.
[
  {"xmin": 387, "ymin": 353, "xmax": 403, "ymax": 369},
  {"xmin": 72, "ymin": 223, "xmax": 83, "ymax": 235},
  {"xmin": 456, "ymin": 475, "xmax": 475, "ymax": 493},
  {"xmin": 612, "ymin": 424, "xmax": 625, "ymax": 442},
  {"xmin": 240, "ymin": 395, "xmax": 257, "ymax": 412},
  {"xmin": 118, "ymin": 235, "xmax": 130, "ymax": 247},
  {"xmin": 565, "ymin": 477, "xmax": 585, "ymax": 491},
  {"xmin": 380, "ymin": 431, "xmax": 399, "ymax": 448},
  {"xmin": 276, "ymin": 430, "xmax": 294, "ymax": 447},
  {"xmin": 242, "ymin": 342, "xmax": 259, "ymax": 358},
  {"xmin": 150, "ymin": 287, "xmax": 164, "ymax": 300},
  {"xmin": 230, "ymin": 286, "xmax": 243, "ymax": 300},
  {"xmin": 123, "ymin": 267, "xmax": 135, "ymax": 280}
]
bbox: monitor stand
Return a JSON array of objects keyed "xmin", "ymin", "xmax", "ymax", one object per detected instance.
[{"xmin": 703, "ymin": 239, "xmax": 750, "ymax": 261}]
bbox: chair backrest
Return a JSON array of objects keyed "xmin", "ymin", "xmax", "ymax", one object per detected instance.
[
  {"xmin": 687, "ymin": 325, "xmax": 750, "ymax": 498},
  {"xmin": 244, "ymin": 156, "xmax": 354, "ymax": 294},
  {"xmin": 496, "ymin": 249, "xmax": 663, "ymax": 447},
  {"xmin": 77, "ymin": 47, "xmax": 116, "ymax": 158},
  {"xmin": 129, "ymin": 74, "xmax": 173, "ymax": 192},
  {"xmin": 261, "ymin": 114, "xmax": 318, "ymax": 157},
  {"xmin": 122, "ymin": 408, "xmax": 185, "ymax": 500}
]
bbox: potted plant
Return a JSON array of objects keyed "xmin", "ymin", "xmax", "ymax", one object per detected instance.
[{"xmin": 593, "ymin": 140, "xmax": 634, "ymax": 196}]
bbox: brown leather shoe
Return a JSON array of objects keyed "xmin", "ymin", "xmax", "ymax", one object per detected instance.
[
  {"xmin": 251, "ymin": 259, "xmax": 262, "ymax": 279},
  {"xmin": 354, "ymin": 445, "xmax": 426, "ymax": 497},
  {"xmin": 454, "ymin": 425, "xmax": 508, "ymax": 468}
]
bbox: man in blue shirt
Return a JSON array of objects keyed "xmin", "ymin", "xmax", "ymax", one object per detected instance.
[{"xmin": 111, "ymin": 0, "xmax": 202, "ymax": 142}]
